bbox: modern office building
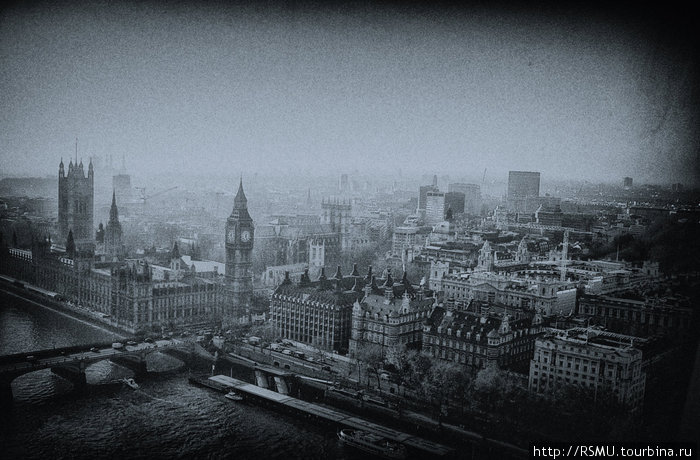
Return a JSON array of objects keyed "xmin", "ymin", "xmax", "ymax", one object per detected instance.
[
  {"xmin": 425, "ymin": 191, "xmax": 446, "ymax": 224},
  {"xmin": 448, "ymin": 183, "xmax": 481, "ymax": 215},
  {"xmin": 507, "ymin": 171, "xmax": 540, "ymax": 213}
]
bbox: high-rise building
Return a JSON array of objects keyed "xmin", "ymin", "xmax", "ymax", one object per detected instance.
[
  {"xmin": 58, "ymin": 157, "xmax": 94, "ymax": 250},
  {"xmin": 444, "ymin": 191, "xmax": 465, "ymax": 216},
  {"xmin": 418, "ymin": 185, "xmax": 439, "ymax": 211},
  {"xmin": 507, "ymin": 171, "xmax": 540, "ymax": 213},
  {"xmin": 623, "ymin": 177, "xmax": 633, "ymax": 189},
  {"xmin": 448, "ymin": 183, "xmax": 481, "ymax": 215},
  {"xmin": 425, "ymin": 191, "xmax": 446, "ymax": 224},
  {"xmin": 225, "ymin": 179, "xmax": 254, "ymax": 318}
]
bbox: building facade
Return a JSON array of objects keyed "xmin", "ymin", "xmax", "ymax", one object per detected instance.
[
  {"xmin": 578, "ymin": 294, "xmax": 693, "ymax": 337},
  {"xmin": 528, "ymin": 328, "xmax": 646, "ymax": 410},
  {"xmin": 349, "ymin": 269, "xmax": 435, "ymax": 356},
  {"xmin": 423, "ymin": 301, "xmax": 544, "ymax": 372},
  {"xmin": 269, "ymin": 267, "xmax": 361, "ymax": 353}
]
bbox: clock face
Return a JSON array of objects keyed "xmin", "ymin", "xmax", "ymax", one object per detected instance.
[
  {"xmin": 241, "ymin": 230, "xmax": 251, "ymax": 242},
  {"xmin": 227, "ymin": 229, "xmax": 236, "ymax": 242}
]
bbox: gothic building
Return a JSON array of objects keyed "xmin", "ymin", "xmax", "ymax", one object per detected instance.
[
  {"xmin": 423, "ymin": 300, "xmax": 544, "ymax": 372},
  {"xmin": 321, "ymin": 197, "xmax": 351, "ymax": 251},
  {"xmin": 349, "ymin": 268, "xmax": 435, "ymax": 356},
  {"xmin": 225, "ymin": 179, "xmax": 254, "ymax": 319},
  {"xmin": 103, "ymin": 191, "xmax": 124, "ymax": 261},
  {"xmin": 58, "ymin": 157, "xmax": 94, "ymax": 249}
]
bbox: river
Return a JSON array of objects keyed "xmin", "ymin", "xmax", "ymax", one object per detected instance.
[{"xmin": 0, "ymin": 292, "xmax": 364, "ymax": 460}]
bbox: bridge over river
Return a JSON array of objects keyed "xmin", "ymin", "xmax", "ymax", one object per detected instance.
[{"xmin": 0, "ymin": 338, "xmax": 204, "ymax": 407}]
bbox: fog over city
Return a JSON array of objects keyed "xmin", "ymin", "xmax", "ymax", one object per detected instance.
[{"xmin": 1, "ymin": 1, "xmax": 698, "ymax": 185}]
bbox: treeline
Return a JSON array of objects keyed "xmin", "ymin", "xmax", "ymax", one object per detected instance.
[{"xmin": 587, "ymin": 217, "xmax": 700, "ymax": 273}]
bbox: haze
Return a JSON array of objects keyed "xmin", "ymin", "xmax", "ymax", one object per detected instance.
[{"xmin": 1, "ymin": 1, "xmax": 697, "ymax": 185}]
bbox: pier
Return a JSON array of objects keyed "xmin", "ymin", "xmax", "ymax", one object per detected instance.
[{"xmin": 195, "ymin": 374, "xmax": 455, "ymax": 457}]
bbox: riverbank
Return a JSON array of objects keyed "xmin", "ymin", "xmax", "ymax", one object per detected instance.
[
  {"xmin": 221, "ymin": 350, "xmax": 528, "ymax": 459},
  {"xmin": 0, "ymin": 286, "xmax": 128, "ymax": 339}
]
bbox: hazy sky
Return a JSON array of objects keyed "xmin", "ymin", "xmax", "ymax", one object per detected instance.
[{"xmin": 1, "ymin": 1, "xmax": 698, "ymax": 185}]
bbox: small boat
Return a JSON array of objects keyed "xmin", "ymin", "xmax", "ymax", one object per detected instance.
[
  {"xmin": 123, "ymin": 378, "xmax": 139, "ymax": 390},
  {"xmin": 225, "ymin": 391, "xmax": 243, "ymax": 401},
  {"xmin": 337, "ymin": 428, "xmax": 406, "ymax": 459}
]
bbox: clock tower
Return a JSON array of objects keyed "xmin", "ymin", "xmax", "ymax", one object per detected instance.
[{"xmin": 225, "ymin": 178, "xmax": 254, "ymax": 318}]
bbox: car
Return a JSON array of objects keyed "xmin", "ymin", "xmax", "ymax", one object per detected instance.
[
  {"xmin": 26, "ymin": 355, "xmax": 37, "ymax": 362},
  {"xmin": 90, "ymin": 347, "xmax": 100, "ymax": 353},
  {"xmin": 126, "ymin": 341, "xmax": 138, "ymax": 346},
  {"xmin": 144, "ymin": 338, "xmax": 154, "ymax": 343},
  {"xmin": 322, "ymin": 365, "xmax": 332, "ymax": 372}
]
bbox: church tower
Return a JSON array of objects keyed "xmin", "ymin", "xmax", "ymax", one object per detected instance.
[
  {"xmin": 225, "ymin": 178, "xmax": 254, "ymax": 319},
  {"xmin": 104, "ymin": 190, "xmax": 124, "ymax": 261}
]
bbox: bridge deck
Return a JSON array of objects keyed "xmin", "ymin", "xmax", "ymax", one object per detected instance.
[
  {"xmin": 208, "ymin": 374, "xmax": 454, "ymax": 457},
  {"xmin": 0, "ymin": 340, "xmax": 191, "ymax": 378}
]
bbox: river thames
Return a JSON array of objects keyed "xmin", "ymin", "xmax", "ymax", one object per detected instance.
[{"xmin": 0, "ymin": 293, "xmax": 365, "ymax": 460}]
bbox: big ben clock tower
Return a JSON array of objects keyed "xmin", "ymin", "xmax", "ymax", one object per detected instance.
[{"xmin": 225, "ymin": 178, "xmax": 254, "ymax": 318}]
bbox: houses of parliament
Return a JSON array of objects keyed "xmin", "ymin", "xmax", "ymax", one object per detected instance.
[{"xmin": 0, "ymin": 159, "xmax": 253, "ymax": 334}]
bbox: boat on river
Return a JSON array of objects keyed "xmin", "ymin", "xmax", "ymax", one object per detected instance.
[
  {"xmin": 337, "ymin": 428, "xmax": 406, "ymax": 459},
  {"xmin": 225, "ymin": 391, "xmax": 244, "ymax": 401},
  {"xmin": 123, "ymin": 378, "xmax": 139, "ymax": 389}
]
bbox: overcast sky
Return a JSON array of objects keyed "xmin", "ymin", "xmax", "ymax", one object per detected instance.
[{"xmin": 1, "ymin": 1, "xmax": 698, "ymax": 185}]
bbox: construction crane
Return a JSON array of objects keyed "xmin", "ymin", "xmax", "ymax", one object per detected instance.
[{"xmin": 135, "ymin": 186, "xmax": 178, "ymax": 204}]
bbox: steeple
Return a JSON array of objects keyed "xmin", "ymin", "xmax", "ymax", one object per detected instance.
[
  {"xmin": 59, "ymin": 158, "xmax": 65, "ymax": 177},
  {"xmin": 234, "ymin": 177, "xmax": 247, "ymax": 209},
  {"xmin": 109, "ymin": 190, "xmax": 119, "ymax": 223}
]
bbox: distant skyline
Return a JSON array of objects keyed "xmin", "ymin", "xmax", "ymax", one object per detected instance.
[{"xmin": 1, "ymin": 1, "xmax": 698, "ymax": 186}]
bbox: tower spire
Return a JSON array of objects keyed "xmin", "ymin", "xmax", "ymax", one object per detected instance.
[{"xmin": 234, "ymin": 176, "xmax": 247, "ymax": 209}]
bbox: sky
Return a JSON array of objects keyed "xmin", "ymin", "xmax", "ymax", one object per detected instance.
[{"xmin": 1, "ymin": 0, "xmax": 698, "ymax": 185}]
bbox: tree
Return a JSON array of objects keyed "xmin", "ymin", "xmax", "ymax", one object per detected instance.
[
  {"xmin": 355, "ymin": 342, "xmax": 385, "ymax": 389},
  {"xmin": 424, "ymin": 360, "xmax": 466, "ymax": 419},
  {"xmin": 12, "ymin": 230, "xmax": 18, "ymax": 248},
  {"xmin": 249, "ymin": 321, "xmax": 276, "ymax": 348}
]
